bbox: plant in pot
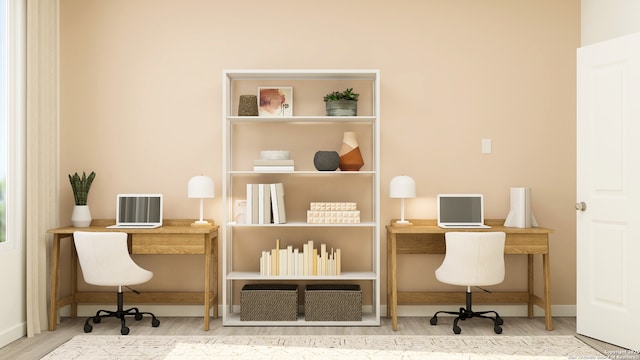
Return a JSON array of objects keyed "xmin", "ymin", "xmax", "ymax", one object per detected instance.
[
  {"xmin": 323, "ymin": 88, "xmax": 359, "ymax": 116},
  {"xmin": 69, "ymin": 171, "xmax": 96, "ymax": 227}
]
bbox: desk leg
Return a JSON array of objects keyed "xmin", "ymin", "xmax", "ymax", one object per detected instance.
[
  {"xmin": 528, "ymin": 254, "xmax": 534, "ymax": 319},
  {"xmin": 48, "ymin": 235, "xmax": 61, "ymax": 331},
  {"xmin": 390, "ymin": 233, "xmax": 398, "ymax": 331},
  {"xmin": 212, "ymin": 235, "xmax": 218, "ymax": 319},
  {"xmin": 386, "ymin": 230, "xmax": 391, "ymax": 319},
  {"xmin": 543, "ymin": 253, "xmax": 553, "ymax": 330},
  {"xmin": 204, "ymin": 234, "xmax": 211, "ymax": 331}
]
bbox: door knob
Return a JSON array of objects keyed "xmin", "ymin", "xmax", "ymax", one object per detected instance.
[{"xmin": 575, "ymin": 201, "xmax": 587, "ymax": 211}]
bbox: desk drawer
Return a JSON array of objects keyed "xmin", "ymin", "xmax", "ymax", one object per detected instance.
[{"xmin": 131, "ymin": 233, "xmax": 205, "ymax": 254}]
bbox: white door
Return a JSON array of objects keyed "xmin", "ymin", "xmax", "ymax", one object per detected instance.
[{"xmin": 576, "ymin": 32, "xmax": 640, "ymax": 350}]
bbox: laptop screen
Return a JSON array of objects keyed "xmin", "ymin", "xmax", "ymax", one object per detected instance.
[
  {"xmin": 437, "ymin": 194, "xmax": 484, "ymax": 226},
  {"xmin": 116, "ymin": 194, "xmax": 163, "ymax": 225}
]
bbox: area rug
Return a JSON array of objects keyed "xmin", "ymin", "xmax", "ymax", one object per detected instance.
[{"xmin": 41, "ymin": 335, "xmax": 608, "ymax": 360}]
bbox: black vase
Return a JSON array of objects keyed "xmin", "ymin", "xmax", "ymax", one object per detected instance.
[{"xmin": 313, "ymin": 151, "xmax": 340, "ymax": 171}]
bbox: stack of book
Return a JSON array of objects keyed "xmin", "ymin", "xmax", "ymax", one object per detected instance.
[
  {"xmin": 260, "ymin": 239, "xmax": 341, "ymax": 277},
  {"xmin": 306, "ymin": 202, "xmax": 360, "ymax": 224},
  {"xmin": 245, "ymin": 183, "xmax": 287, "ymax": 224},
  {"xmin": 253, "ymin": 159, "xmax": 295, "ymax": 172}
]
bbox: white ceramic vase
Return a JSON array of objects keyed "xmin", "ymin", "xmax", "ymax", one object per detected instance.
[{"xmin": 71, "ymin": 205, "xmax": 92, "ymax": 227}]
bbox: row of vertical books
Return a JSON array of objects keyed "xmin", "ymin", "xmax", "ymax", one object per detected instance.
[
  {"xmin": 246, "ymin": 183, "xmax": 286, "ymax": 224},
  {"xmin": 259, "ymin": 239, "xmax": 342, "ymax": 277}
]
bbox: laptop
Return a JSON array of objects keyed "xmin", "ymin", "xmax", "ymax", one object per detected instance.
[
  {"xmin": 437, "ymin": 194, "xmax": 491, "ymax": 229},
  {"xmin": 106, "ymin": 194, "xmax": 163, "ymax": 229}
]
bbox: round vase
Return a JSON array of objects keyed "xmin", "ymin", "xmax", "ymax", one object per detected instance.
[
  {"xmin": 338, "ymin": 132, "xmax": 364, "ymax": 171},
  {"xmin": 313, "ymin": 151, "xmax": 340, "ymax": 171},
  {"xmin": 71, "ymin": 205, "xmax": 92, "ymax": 227}
]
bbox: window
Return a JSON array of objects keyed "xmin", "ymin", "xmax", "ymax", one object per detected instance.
[{"xmin": 0, "ymin": 0, "xmax": 25, "ymax": 249}]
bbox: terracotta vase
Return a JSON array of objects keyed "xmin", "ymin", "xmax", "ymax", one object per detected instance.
[{"xmin": 338, "ymin": 132, "xmax": 364, "ymax": 171}]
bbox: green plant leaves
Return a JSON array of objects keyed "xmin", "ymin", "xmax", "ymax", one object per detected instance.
[
  {"xmin": 68, "ymin": 171, "xmax": 95, "ymax": 205},
  {"xmin": 323, "ymin": 88, "xmax": 360, "ymax": 102}
]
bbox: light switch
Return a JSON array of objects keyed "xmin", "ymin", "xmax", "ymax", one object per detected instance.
[{"xmin": 482, "ymin": 138, "xmax": 492, "ymax": 154}]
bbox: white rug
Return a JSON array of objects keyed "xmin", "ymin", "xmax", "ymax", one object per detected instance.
[{"xmin": 41, "ymin": 335, "xmax": 608, "ymax": 360}]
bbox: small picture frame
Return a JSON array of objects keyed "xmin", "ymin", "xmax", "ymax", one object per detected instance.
[{"xmin": 258, "ymin": 87, "xmax": 293, "ymax": 116}]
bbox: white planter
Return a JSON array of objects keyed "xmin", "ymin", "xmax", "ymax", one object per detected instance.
[{"xmin": 71, "ymin": 205, "xmax": 92, "ymax": 227}]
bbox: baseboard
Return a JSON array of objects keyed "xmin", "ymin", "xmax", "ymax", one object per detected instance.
[
  {"xmin": 65, "ymin": 304, "xmax": 576, "ymax": 319},
  {"xmin": 394, "ymin": 304, "xmax": 576, "ymax": 318},
  {"xmin": 0, "ymin": 321, "xmax": 26, "ymax": 348}
]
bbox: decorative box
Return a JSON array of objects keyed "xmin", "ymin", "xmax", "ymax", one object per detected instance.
[
  {"xmin": 304, "ymin": 284, "xmax": 362, "ymax": 321},
  {"xmin": 240, "ymin": 284, "xmax": 298, "ymax": 321}
]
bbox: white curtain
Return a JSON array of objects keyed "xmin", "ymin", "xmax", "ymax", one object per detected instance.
[{"xmin": 25, "ymin": 0, "xmax": 59, "ymax": 337}]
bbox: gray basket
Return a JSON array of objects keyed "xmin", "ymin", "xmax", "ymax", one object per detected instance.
[
  {"xmin": 240, "ymin": 284, "xmax": 298, "ymax": 321},
  {"xmin": 304, "ymin": 284, "xmax": 362, "ymax": 321}
]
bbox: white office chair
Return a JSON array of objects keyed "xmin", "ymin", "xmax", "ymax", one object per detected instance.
[
  {"xmin": 429, "ymin": 231, "xmax": 506, "ymax": 334},
  {"xmin": 73, "ymin": 231, "xmax": 160, "ymax": 335}
]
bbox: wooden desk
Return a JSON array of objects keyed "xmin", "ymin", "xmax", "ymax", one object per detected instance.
[
  {"xmin": 386, "ymin": 219, "xmax": 553, "ymax": 331},
  {"xmin": 47, "ymin": 219, "xmax": 218, "ymax": 331}
]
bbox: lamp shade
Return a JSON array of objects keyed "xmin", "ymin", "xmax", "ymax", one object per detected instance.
[
  {"xmin": 390, "ymin": 175, "xmax": 416, "ymax": 198},
  {"xmin": 188, "ymin": 175, "xmax": 214, "ymax": 198}
]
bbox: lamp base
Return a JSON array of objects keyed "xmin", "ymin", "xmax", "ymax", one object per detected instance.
[
  {"xmin": 191, "ymin": 220, "xmax": 212, "ymax": 227},
  {"xmin": 393, "ymin": 220, "xmax": 413, "ymax": 226}
]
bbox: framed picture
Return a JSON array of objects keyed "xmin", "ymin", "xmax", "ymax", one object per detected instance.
[{"xmin": 258, "ymin": 87, "xmax": 293, "ymax": 116}]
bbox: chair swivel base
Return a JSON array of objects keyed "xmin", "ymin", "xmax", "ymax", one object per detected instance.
[
  {"xmin": 429, "ymin": 292, "xmax": 503, "ymax": 334},
  {"xmin": 430, "ymin": 308, "xmax": 503, "ymax": 334},
  {"xmin": 83, "ymin": 291, "xmax": 160, "ymax": 335}
]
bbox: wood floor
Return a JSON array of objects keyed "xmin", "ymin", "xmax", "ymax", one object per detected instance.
[{"xmin": 0, "ymin": 316, "xmax": 625, "ymax": 360}]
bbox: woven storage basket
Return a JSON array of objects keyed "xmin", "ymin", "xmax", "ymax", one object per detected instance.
[
  {"xmin": 304, "ymin": 284, "xmax": 362, "ymax": 321},
  {"xmin": 240, "ymin": 284, "xmax": 298, "ymax": 321}
]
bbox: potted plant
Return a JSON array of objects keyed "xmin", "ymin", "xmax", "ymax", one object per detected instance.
[
  {"xmin": 69, "ymin": 171, "xmax": 95, "ymax": 227},
  {"xmin": 323, "ymin": 88, "xmax": 359, "ymax": 116}
]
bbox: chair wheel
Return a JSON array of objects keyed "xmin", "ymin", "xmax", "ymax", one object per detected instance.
[
  {"xmin": 93, "ymin": 316, "xmax": 101, "ymax": 324},
  {"xmin": 121, "ymin": 326, "xmax": 130, "ymax": 335},
  {"xmin": 429, "ymin": 316, "xmax": 438, "ymax": 325},
  {"xmin": 494, "ymin": 325, "xmax": 503, "ymax": 334},
  {"xmin": 83, "ymin": 323, "xmax": 93, "ymax": 333},
  {"xmin": 135, "ymin": 313, "xmax": 143, "ymax": 321},
  {"xmin": 496, "ymin": 316, "xmax": 504, "ymax": 325},
  {"xmin": 453, "ymin": 325, "xmax": 461, "ymax": 334},
  {"xmin": 152, "ymin": 318, "xmax": 160, "ymax": 327}
]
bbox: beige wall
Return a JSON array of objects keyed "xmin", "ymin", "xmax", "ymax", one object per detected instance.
[
  {"xmin": 59, "ymin": 0, "xmax": 580, "ymax": 308},
  {"xmin": 582, "ymin": 0, "xmax": 640, "ymax": 45}
]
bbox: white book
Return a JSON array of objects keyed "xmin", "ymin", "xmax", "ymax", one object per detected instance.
[
  {"xmin": 270, "ymin": 183, "xmax": 280, "ymax": 224},
  {"xmin": 298, "ymin": 253, "xmax": 304, "ymax": 276},
  {"xmin": 271, "ymin": 183, "xmax": 286, "ymax": 224},
  {"xmin": 279, "ymin": 248, "xmax": 288, "ymax": 276},
  {"xmin": 321, "ymin": 243, "xmax": 327, "ymax": 276},
  {"xmin": 246, "ymin": 184, "xmax": 253, "ymax": 224},
  {"xmin": 303, "ymin": 244, "xmax": 309, "ymax": 276},
  {"xmin": 253, "ymin": 165, "xmax": 294, "ymax": 172},
  {"xmin": 293, "ymin": 248, "xmax": 299, "ymax": 276},
  {"xmin": 287, "ymin": 245, "xmax": 293, "ymax": 276}
]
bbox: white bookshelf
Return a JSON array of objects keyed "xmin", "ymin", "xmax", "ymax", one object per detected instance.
[{"xmin": 222, "ymin": 69, "xmax": 380, "ymax": 326}]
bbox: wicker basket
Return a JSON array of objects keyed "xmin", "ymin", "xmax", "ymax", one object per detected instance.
[
  {"xmin": 304, "ymin": 284, "xmax": 362, "ymax": 321},
  {"xmin": 240, "ymin": 284, "xmax": 298, "ymax": 321}
]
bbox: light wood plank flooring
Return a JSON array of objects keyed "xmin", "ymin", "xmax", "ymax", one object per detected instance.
[{"xmin": 0, "ymin": 316, "xmax": 627, "ymax": 360}]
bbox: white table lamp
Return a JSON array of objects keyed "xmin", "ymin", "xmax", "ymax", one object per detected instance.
[
  {"xmin": 390, "ymin": 175, "xmax": 416, "ymax": 225},
  {"xmin": 188, "ymin": 175, "xmax": 214, "ymax": 226}
]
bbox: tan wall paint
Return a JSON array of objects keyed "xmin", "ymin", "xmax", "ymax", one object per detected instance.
[{"xmin": 59, "ymin": 0, "xmax": 580, "ymax": 306}]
